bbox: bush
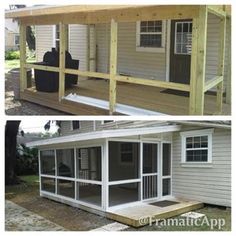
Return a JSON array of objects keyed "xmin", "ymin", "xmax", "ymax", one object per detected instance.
[
  {"xmin": 16, "ymin": 145, "xmax": 38, "ymax": 176},
  {"xmin": 5, "ymin": 50, "xmax": 20, "ymax": 60}
]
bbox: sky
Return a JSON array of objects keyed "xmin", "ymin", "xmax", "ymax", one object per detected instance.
[{"xmin": 20, "ymin": 120, "xmax": 58, "ymax": 133}]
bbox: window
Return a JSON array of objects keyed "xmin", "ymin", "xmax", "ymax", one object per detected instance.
[
  {"xmin": 181, "ymin": 129, "xmax": 213, "ymax": 164},
  {"xmin": 175, "ymin": 22, "xmax": 192, "ymax": 55},
  {"xmin": 76, "ymin": 147, "xmax": 102, "ymax": 181},
  {"xmin": 56, "ymin": 149, "xmax": 75, "ymax": 178},
  {"xmin": 14, "ymin": 34, "xmax": 20, "ymax": 46},
  {"xmin": 120, "ymin": 143, "xmax": 134, "ymax": 163},
  {"xmin": 40, "ymin": 150, "xmax": 55, "ymax": 175},
  {"xmin": 101, "ymin": 120, "xmax": 114, "ymax": 124},
  {"xmin": 72, "ymin": 121, "xmax": 80, "ymax": 130},
  {"xmin": 109, "ymin": 141, "xmax": 140, "ymax": 181},
  {"xmin": 54, "ymin": 24, "xmax": 68, "ymax": 50},
  {"xmin": 136, "ymin": 20, "xmax": 165, "ymax": 52},
  {"xmin": 55, "ymin": 24, "xmax": 60, "ymax": 50}
]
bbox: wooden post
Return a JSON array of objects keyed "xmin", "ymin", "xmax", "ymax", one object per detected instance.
[
  {"xmin": 58, "ymin": 22, "xmax": 66, "ymax": 101},
  {"xmin": 87, "ymin": 25, "xmax": 91, "ymax": 73},
  {"xmin": 64, "ymin": 25, "xmax": 69, "ymax": 51},
  {"xmin": 216, "ymin": 16, "xmax": 226, "ymax": 113},
  {"xmin": 225, "ymin": 18, "xmax": 231, "ymax": 105},
  {"xmin": 19, "ymin": 23, "xmax": 27, "ymax": 92},
  {"xmin": 109, "ymin": 19, "xmax": 118, "ymax": 114},
  {"xmin": 189, "ymin": 6, "xmax": 208, "ymax": 115}
]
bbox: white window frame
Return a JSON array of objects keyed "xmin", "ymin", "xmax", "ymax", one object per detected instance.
[
  {"xmin": 14, "ymin": 34, "xmax": 20, "ymax": 46},
  {"xmin": 136, "ymin": 20, "xmax": 166, "ymax": 53},
  {"xmin": 119, "ymin": 142, "xmax": 135, "ymax": 166},
  {"xmin": 174, "ymin": 21, "xmax": 192, "ymax": 55},
  {"xmin": 180, "ymin": 129, "xmax": 214, "ymax": 166}
]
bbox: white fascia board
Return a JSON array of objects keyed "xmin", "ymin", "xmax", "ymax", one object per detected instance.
[{"xmin": 26, "ymin": 125, "xmax": 181, "ymax": 148}]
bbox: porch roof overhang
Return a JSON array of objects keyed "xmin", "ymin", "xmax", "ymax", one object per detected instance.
[
  {"xmin": 5, "ymin": 5, "xmax": 230, "ymax": 25},
  {"xmin": 26, "ymin": 124, "xmax": 181, "ymax": 148}
]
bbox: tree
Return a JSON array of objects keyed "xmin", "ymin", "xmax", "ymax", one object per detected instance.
[
  {"xmin": 9, "ymin": 5, "xmax": 35, "ymax": 50},
  {"xmin": 5, "ymin": 120, "xmax": 61, "ymax": 185},
  {"xmin": 5, "ymin": 121, "xmax": 21, "ymax": 185}
]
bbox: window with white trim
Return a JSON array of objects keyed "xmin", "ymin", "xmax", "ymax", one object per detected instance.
[
  {"xmin": 120, "ymin": 143, "xmax": 134, "ymax": 164},
  {"xmin": 175, "ymin": 21, "xmax": 192, "ymax": 55},
  {"xmin": 181, "ymin": 129, "xmax": 213, "ymax": 163},
  {"xmin": 55, "ymin": 24, "xmax": 60, "ymax": 50},
  {"xmin": 14, "ymin": 34, "xmax": 20, "ymax": 46},
  {"xmin": 136, "ymin": 21, "xmax": 165, "ymax": 52}
]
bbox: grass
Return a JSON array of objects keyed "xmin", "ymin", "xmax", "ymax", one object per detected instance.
[{"xmin": 5, "ymin": 58, "xmax": 36, "ymax": 72}]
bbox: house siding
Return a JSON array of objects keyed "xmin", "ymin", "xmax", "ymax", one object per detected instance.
[
  {"xmin": 35, "ymin": 24, "xmax": 88, "ymax": 72},
  {"xmin": 35, "ymin": 25, "xmax": 54, "ymax": 61},
  {"xmin": 68, "ymin": 24, "xmax": 88, "ymax": 72},
  {"xmin": 35, "ymin": 15, "xmax": 230, "ymax": 91},
  {"xmin": 96, "ymin": 22, "xmax": 167, "ymax": 80},
  {"xmin": 95, "ymin": 14, "xmax": 230, "ymax": 90},
  {"xmin": 172, "ymin": 128, "xmax": 231, "ymax": 207}
]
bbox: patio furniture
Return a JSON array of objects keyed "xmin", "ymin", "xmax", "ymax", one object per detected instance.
[{"xmin": 34, "ymin": 48, "xmax": 79, "ymax": 92}]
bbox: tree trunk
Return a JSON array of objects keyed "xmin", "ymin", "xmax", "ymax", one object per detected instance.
[{"xmin": 5, "ymin": 121, "xmax": 21, "ymax": 185}]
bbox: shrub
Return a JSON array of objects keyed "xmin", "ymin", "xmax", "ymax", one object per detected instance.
[
  {"xmin": 5, "ymin": 50, "xmax": 20, "ymax": 60},
  {"xmin": 16, "ymin": 145, "xmax": 38, "ymax": 176}
]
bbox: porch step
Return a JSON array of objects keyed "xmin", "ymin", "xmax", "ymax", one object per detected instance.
[
  {"xmin": 64, "ymin": 93, "xmax": 167, "ymax": 116},
  {"xmin": 106, "ymin": 199, "xmax": 204, "ymax": 228}
]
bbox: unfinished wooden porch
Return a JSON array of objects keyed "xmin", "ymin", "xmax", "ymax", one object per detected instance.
[
  {"xmin": 20, "ymin": 79, "xmax": 230, "ymax": 115},
  {"xmin": 6, "ymin": 5, "xmax": 231, "ymax": 115},
  {"xmin": 106, "ymin": 198, "xmax": 204, "ymax": 227}
]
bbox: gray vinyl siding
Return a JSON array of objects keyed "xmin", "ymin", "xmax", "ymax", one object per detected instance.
[
  {"xmin": 35, "ymin": 25, "xmax": 54, "ymax": 61},
  {"xmin": 60, "ymin": 121, "xmax": 96, "ymax": 135},
  {"xmin": 69, "ymin": 24, "xmax": 88, "ymax": 72},
  {"xmin": 205, "ymin": 13, "xmax": 230, "ymax": 92},
  {"xmin": 96, "ymin": 22, "xmax": 166, "ymax": 80},
  {"xmin": 35, "ymin": 15, "xmax": 230, "ymax": 92},
  {"xmin": 172, "ymin": 128, "xmax": 231, "ymax": 207},
  {"xmin": 35, "ymin": 24, "xmax": 87, "ymax": 72},
  {"xmin": 95, "ymin": 15, "xmax": 230, "ymax": 90}
]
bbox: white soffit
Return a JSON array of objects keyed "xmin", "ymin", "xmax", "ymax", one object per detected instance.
[{"xmin": 26, "ymin": 125, "xmax": 181, "ymax": 148}]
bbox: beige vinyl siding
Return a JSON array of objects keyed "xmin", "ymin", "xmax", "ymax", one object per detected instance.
[
  {"xmin": 60, "ymin": 121, "xmax": 96, "ymax": 135},
  {"xmin": 96, "ymin": 22, "xmax": 167, "ymax": 80},
  {"xmin": 96, "ymin": 23, "xmax": 110, "ymax": 73},
  {"xmin": 205, "ymin": 13, "xmax": 230, "ymax": 91},
  {"xmin": 96, "ymin": 16, "xmax": 230, "ymax": 88},
  {"xmin": 35, "ymin": 24, "xmax": 88, "ymax": 72},
  {"xmin": 172, "ymin": 128, "xmax": 231, "ymax": 207},
  {"xmin": 69, "ymin": 24, "xmax": 88, "ymax": 71},
  {"xmin": 35, "ymin": 25, "xmax": 54, "ymax": 61}
]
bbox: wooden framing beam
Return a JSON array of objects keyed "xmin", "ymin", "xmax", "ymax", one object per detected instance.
[
  {"xmin": 225, "ymin": 17, "xmax": 231, "ymax": 104},
  {"xmin": 189, "ymin": 6, "xmax": 208, "ymax": 115},
  {"xmin": 204, "ymin": 76, "xmax": 223, "ymax": 92},
  {"xmin": 19, "ymin": 23, "xmax": 27, "ymax": 92},
  {"xmin": 25, "ymin": 63, "xmax": 60, "ymax": 72},
  {"xmin": 115, "ymin": 75, "xmax": 190, "ymax": 92},
  {"xmin": 216, "ymin": 15, "xmax": 226, "ymax": 113},
  {"xmin": 58, "ymin": 22, "xmax": 66, "ymax": 101},
  {"xmin": 64, "ymin": 68, "xmax": 110, "ymax": 79},
  {"xmin": 207, "ymin": 5, "xmax": 226, "ymax": 18},
  {"xmin": 18, "ymin": 5, "xmax": 200, "ymax": 25},
  {"xmin": 109, "ymin": 19, "xmax": 118, "ymax": 115}
]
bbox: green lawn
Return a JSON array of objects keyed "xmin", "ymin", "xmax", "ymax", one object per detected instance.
[{"xmin": 5, "ymin": 58, "xmax": 36, "ymax": 72}]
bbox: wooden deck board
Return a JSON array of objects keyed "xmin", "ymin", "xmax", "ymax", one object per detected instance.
[
  {"xmin": 21, "ymin": 79, "xmax": 231, "ymax": 115},
  {"xmin": 106, "ymin": 199, "xmax": 204, "ymax": 227}
]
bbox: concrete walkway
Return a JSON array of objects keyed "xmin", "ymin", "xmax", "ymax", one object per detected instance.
[{"xmin": 5, "ymin": 200, "xmax": 65, "ymax": 231}]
